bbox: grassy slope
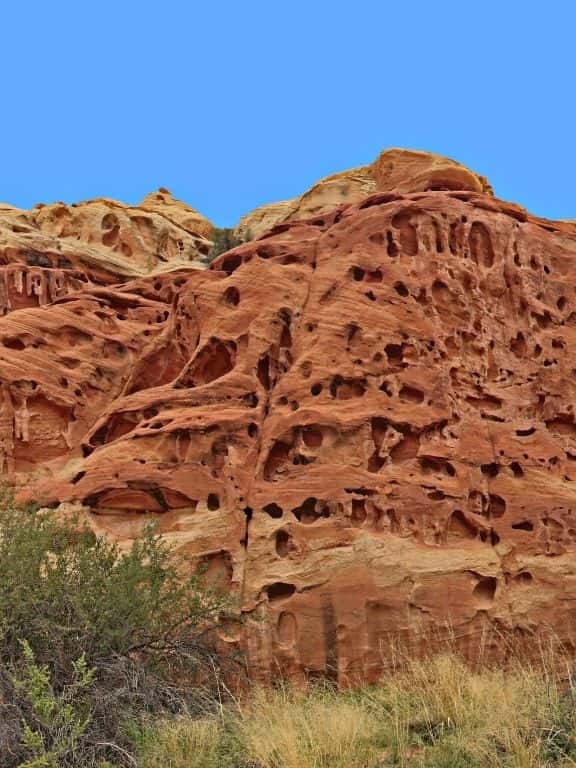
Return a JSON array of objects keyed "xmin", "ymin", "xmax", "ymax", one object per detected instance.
[{"xmin": 136, "ymin": 653, "xmax": 576, "ymax": 768}]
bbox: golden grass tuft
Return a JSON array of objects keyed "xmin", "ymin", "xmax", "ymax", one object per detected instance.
[
  {"xmin": 233, "ymin": 685, "xmax": 380, "ymax": 768},
  {"xmin": 138, "ymin": 716, "xmax": 222, "ymax": 768}
]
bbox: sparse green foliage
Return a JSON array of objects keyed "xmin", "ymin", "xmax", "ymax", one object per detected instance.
[
  {"xmin": 206, "ymin": 227, "xmax": 245, "ymax": 263},
  {"xmin": 14, "ymin": 641, "xmax": 95, "ymax": 768}
]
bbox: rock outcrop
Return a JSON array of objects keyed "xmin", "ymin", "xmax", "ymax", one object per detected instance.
[
  {"xmin": 2, "ymin": 150, "xmax": 576, "ymax": 685},
  {"xmin": 0, "ymin": 189, "xmax": 212, "ymax": 311},
  {"xmin": 234, "ymin": 148, "xmax": 491, "ymax": 241}
]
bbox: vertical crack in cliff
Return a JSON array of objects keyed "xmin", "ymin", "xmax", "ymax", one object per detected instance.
[{"xmin": 238, "ymin": 229, "xmax": 323, "ymax": 609}]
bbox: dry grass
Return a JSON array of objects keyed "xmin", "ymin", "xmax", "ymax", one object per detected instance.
[
  {"xmin": 233, "ymin": 685, "xmax": 380, "ymax": 768},
  {"xmin": 137, "ymin": 716, "xmax": 222, "ymax": 768},
  {"xmin": 358, "ymin": 654, "xmax": 576, "ymax": 766},
  {"xmin": 137, "ymin": 653, "xmax": 576, "ymax": 768}
]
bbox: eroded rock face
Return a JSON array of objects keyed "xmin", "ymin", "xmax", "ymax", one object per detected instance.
[
  {"xmin": 0, "ymin": 189, "xmax": 212, "ymax": 300},
  {"xmin": 3, "ymin": 157, "xmax": 576, "ymax": 685}
]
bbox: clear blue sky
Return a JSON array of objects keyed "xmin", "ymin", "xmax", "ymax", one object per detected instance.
[{"xmin": 1, "ymin": 2, "xmax": 574, "ymax": 226}]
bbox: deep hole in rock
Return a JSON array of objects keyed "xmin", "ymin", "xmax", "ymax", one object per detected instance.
[
  {"xmin": 399, "ymin": 385, "xmax": 424, "ymax": 404},
  {"xmin": 512, "ymin": 520, "xmax": 534, "ymax": 531},
  {"xmin": 223, "ymin": 286, "xmax": 240, "ymax": 306},
  {"xmin": 266, "ymin": 582, "xmax": 296, "ymax": 602},
  {"xmin": 385, "ymin": 344, "xmax": 404, "ymax": 365},
  {"xmin": 473, "ymin": 576, "xmax": 497, "ymax": 608},
  {"xmin": 366, "ymin": 269, "xmax": 383, "ymax": 283},
  {"xmin": 264, "ymin": 441, "xmax": 292, "ymax": 480},
  {"xmin": 351, "ymin": 499, "xmax": 367, "ymax": 527},
  {"xmin": 488, "ymin": 494, "xmax": 506, "ymax": 517},
  {"xmin": 275, "ymin": 530, "xmax": 291, "ymax": 557},
  {"xmin": 516, "ymin": 427, "xmax": 536, "ymax": 437},
  {"xmin": 293, "ymin": 497, "xmax": 330, "ymax": 524},
  {"xmin": 185, "ymin": 338, "xmax": 236, "ymax": 386},
  {"xmin": 391, "ymin": 211, "xmax": 418, "ymax": 255},
  {"xmin": 220, "ymin": 254, "xmax": 242, "ymax": 275},
  {"xmin": 263, "ymin": 502, "xmax": 283, "ymax": 519},
  {"xmin": 386, "ymin": 231, "xmax": 399, "ymax": 257},
  {"xmin": 207, "ymin": 493, "xmax": 220, "ymax": 510},
  {"xmin": 2, "ymin": 337, "xmax": 26, "ymax": 350},
  {"xmin": 379, "ymin": 380, "xmax": 393, "ymax": 396},
  {"xmin": 420, "ymin": 456, "xmax": 456, "ymax": 476},
  {"xmin": 394, "ymin": 281, "xmax": 409, "ymax": 297},
  {"xmin": 448, "ymin": 510, "xmax": 477, "ymax": 540},
  {"xmin": 368, "ymin": 452, "xmax": 386, "ymax": 472},
  {"xmin": 302, "ymin": 427, "xmax": 323, "ymax": 448},
  {"xmin": 469, "ymin": 222, "xmax": 495, "ymax": 268},
  {"xmin": 330, "ymin": 376, "xmax": 366, "ymax": 400},
  {"xmin": 257, "ymin": 355, "xmax": 271, "ymax": 390}
]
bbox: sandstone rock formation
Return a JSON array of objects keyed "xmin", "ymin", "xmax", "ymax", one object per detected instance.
[
  {"xmin": 0, "ymin": 188, "xmax": 212, "ymax": 310},
  {"xmin": 234, "ymin": 148, "xmax": 491, "ymax": 241},
  {"xmin": 3, "ymin": 150, "xmax": 576, "ymax": 685}
]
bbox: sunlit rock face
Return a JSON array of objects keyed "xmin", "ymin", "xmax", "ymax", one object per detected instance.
[
  {"xmin": 234, "ymin": 147, "xmax": 492, "ymax": 242},
  {"xmin": 3, "ymin": 150, "xmax": 576, "ymax": 684},
  {"xmin": 0, "ymin": 188, "xmax": 212, "ymax": 297}
]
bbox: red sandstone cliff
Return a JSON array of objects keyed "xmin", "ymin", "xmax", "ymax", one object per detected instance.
[{"xmin": 2, "ymin": 149, "xmax": 576, "ymax": 684}]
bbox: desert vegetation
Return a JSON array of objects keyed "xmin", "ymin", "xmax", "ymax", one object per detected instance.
[
  {"xmin": 0, "ymin": 491, "xmax": 230, "ymax": 767},
  {"xmin": 206, "ymin": 227, "xmax": 247, "ymax": 262},
  {"xmin": 135, "ymin": 655, "xmax": 576, "ymax": 768},
  {"xmin": 2, "ymin": 492, "xmax": 576, "ymax": 767}
]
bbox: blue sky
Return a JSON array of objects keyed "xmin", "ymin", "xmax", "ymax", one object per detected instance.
[{"xmin": 1, "ymin": 2, "xmax": 574, "ymax": 226}]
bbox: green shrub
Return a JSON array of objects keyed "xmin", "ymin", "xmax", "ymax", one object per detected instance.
[
  {"xmin": 13, "ymin": 640, "xmax": 95, "ymax": 768},
  {"xmin": 0, "ymin": 491, "xmax": 225, "ymax": 671},
  {"xmin": 0, "ymin": 490, "xmax": 230, "ymax": 767},
  {"xmin": 206, "ymin": 227, "xmax": 244, "ymax": 262}
]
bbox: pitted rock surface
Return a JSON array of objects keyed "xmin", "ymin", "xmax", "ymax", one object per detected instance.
[
  {"xmin": 3, "ymin": 154, "xmax": 576, "ymax": 683},
  {"xmin": 0, "ymin": 188, "xmax": 212, "ymax": 300}
]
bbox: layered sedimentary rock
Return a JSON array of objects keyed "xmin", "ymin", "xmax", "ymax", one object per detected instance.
[
  {"xmin": 0, "ymin": 189, "xmax": 212, "ymax": 311},
  {"xmin": 3, "ymin": 151, "xmax": 576, "ymax": 685},
  {"xmin": 234, "ymin": 148, "xmax": 491, "ymax": 241}
]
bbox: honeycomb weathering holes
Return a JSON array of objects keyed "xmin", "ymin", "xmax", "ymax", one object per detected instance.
[{"xmin": 7, "ymin": 157, "xmax": 576, "ymax": 679}]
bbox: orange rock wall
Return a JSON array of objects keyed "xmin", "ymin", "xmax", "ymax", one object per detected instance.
[{"xmin": 3, "ymin": 161, "xmax": 576, "ymax": 683}]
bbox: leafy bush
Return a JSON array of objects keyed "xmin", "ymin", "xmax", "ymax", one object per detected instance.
[
  {"xmin": 0, "ymin": 491, "xmax": 225, "ymax": 669},
  {"xmin": 0, "ymin": 490, "xmax": 230, "ymax": 767}
]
